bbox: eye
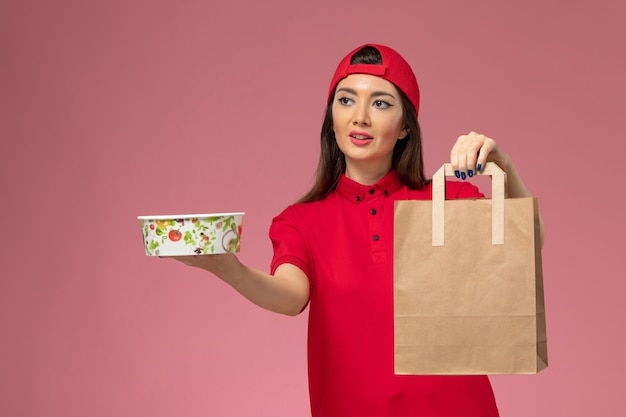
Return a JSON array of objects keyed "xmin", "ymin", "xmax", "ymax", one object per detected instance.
[
  {"xmin": 338, "ymin": 97, "xmax": 353, "ymax": 105},
  {"xmin": 373, "ymin": 100, "xmax": 390, "ymax": 109}
]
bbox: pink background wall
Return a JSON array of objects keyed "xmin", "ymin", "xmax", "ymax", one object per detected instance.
[{"xmin": 2, "ymin": 0, "xmax": 625, "ymax": 415}]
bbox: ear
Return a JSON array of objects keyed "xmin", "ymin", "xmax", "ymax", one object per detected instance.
[{"xmin": 398, "ymin": 126, "xmax": 409, "ymax": 140}]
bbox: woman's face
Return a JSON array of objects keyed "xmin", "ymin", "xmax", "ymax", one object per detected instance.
[{"xmin": 332, "ymin": 74, "xmax": 407, "ymax": 179}]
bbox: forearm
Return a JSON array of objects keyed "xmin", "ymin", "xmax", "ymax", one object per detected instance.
[
  {"xmin": 173, "ymin": 254, "xmax": 309, "ymax": 316},
  {"xmin": 213, "ymin": 259, "xmax": 309, "ymax": 316}
]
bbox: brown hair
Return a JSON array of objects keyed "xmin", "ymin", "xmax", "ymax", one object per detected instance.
[{"xmin": 297, "ymin": 46, "xmax": 428, "ymax": 204}]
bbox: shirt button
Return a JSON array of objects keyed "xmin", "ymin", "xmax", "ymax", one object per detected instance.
[
  {"xmin": 373, "ymin": 235, "xmax": 380, "ymax": 241},
  {"xmin": 384, "ymin": 191, "xmax": 389, "ymax": 196},
  {"xmin": 371, "ymin": 209, "xmax": 377, "ymax": 215},
  {"xmin": 355, "ymin": 196, "xmax": 361, "ymax": 202},
  {"xmin": 369, "ymin": 189, "xmax": 375, "ymax": 195}
]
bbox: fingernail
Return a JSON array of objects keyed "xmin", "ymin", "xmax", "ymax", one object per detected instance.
[
  {"xmin": 461, "ymin": 172, "xmax": 466, "ymax": 180},
  {"xmin": 468, "ymin": 170, "xmax": 474, "ymax": 178},
  {"xmin": 476, "ymin": 164, "xmax": 482, "ymax": 172},
  {"xmin": 455, "ymin": 170, "xmax": 461, "ymax": 178}
]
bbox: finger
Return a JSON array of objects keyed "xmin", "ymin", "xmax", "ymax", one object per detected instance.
[
  {"xmin": 464, "ymin": 133, "xmax": 483, "ymax": 177},
  {"xmin": 476, "ymin": 137, "xmax": 496, "ymax": 172},
  {"xmin": 450, "ymin": 135, "xmax": 469, "ymax": 179},
  {"xmin": 464, "ymin": 132, "xmax": 497, "ymax": 176},
  {"xmin": 168, "ymin": 255, "xmax": 198, "ymax": 267},
  {"xmin": 449, "ymin": 140, "xmax": 460, "ymax": 177}
]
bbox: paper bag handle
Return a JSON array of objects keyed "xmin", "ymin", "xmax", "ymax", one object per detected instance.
[{"xmin": 432, "ymin": 162, "xmax": 506, "ymax": 246}]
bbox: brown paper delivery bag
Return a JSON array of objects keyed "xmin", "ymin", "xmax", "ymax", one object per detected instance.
[{"xmin": 394, "ymin": 162, "xmax": 547, "ymax": 375}]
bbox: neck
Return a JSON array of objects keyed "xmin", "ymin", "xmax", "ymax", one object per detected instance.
[{"xmin": 344, "ymin": 161, "xmax": 392, "ymax": 185}]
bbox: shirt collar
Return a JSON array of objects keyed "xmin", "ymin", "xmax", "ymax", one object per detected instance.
[{"xmin": 336, "ymin": 169, "xmax": 403, "ymax": 204}]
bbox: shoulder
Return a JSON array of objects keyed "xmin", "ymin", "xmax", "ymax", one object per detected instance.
[
  {"xmin": 274, "ymin": 199, "xmax": 329, "ymax": 219},
  {"xmin": 271, "ymin": 195, "xmax": 336, "ymax": 229}
]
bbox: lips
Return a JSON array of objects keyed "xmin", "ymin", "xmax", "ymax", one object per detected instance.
[{"xmin": 349, "ymin": 130, "xmax": 373, "ymax": 140}]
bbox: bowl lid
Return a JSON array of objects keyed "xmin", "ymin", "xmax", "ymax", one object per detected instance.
[{"xmin": 137, "ymin": 212, "xmax": 245, "ymax": 220}]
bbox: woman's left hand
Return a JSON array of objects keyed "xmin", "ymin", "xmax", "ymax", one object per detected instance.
[
  {"xmin": 449, "ymin": 131, "xmax": 545, "ymax": 246},
  {"xmin": 449, "ymin": 131, "xmax": 511, "ymax": 179}
]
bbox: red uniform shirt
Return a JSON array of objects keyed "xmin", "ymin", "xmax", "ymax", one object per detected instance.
[{"xmin": 270, "ymin": 170, "xmax": 499, "ymax": 417}]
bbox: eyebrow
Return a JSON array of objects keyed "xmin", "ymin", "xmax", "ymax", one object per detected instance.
[{"xmin": 336, "ymin": 87, "xmax": 397, "ymax": 100}]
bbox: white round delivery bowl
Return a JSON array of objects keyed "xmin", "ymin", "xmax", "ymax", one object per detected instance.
[{"xmin": 138, "ymin": 212, "xmax": 244, "ymax": 256}]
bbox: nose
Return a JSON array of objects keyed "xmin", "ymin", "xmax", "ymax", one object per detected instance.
[{"xmin": 352, "ymin": 102, "xmax": 370, "ymax": 126}]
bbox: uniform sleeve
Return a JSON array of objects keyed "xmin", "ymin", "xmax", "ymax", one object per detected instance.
[
  {"xmin": 445, "ymin": 180, "xmax": 485, "ymax": 199},
  {"xmin": 269, "ymin": 206, "xmax": 312, "ymax": 279}
]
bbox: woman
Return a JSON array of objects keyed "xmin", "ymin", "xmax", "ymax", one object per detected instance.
[{"xmin": 174, "ymin": 44, "xmax": 543, "ymax": 416}]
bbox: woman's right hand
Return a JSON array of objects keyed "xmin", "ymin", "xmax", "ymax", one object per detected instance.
[
  {"xmin": 165, "ymin": 254, "xmax": 310, "ymax": 316},
  {"xmin": 168, "ymin": 253, "xmax": 240, "ymax": 276}
]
